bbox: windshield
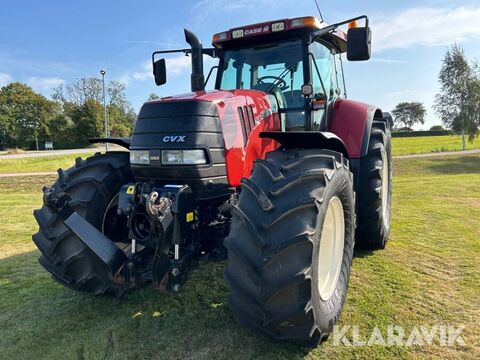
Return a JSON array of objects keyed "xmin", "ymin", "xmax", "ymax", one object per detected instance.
[
  {"xmin": 217, "ymin": 39, "xmax": 336, "ymax": 131},
  {"xmin": 218, "ymin": 40, "xmax": 307, "ymax": 130},
  {"xmin": 219, "ymin": 40, "xmax": 304, "ymax": 104}
]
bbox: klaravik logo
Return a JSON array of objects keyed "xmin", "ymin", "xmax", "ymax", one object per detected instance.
[{"xmin": 162, "ymin": 135, "xmax": 186, "ymax": 143}]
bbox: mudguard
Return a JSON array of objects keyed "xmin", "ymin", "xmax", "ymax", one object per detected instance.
[
  {"xmin": 260, "ymin": 131, "xmax": 349, "ymax": 159},
  {"xmin": 89, "ymin": 137, "xmax": 131, "ymax": 149},
  {"xmin": 330, "ymin": 98, "xmax": 384, "ymax": 158}
]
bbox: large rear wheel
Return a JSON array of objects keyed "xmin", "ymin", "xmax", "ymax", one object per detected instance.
[
  {"xmin": 32, "ymin": 152, "xmax": 133, "ymax": 296},
  {"xmin": 356, "ymin": 120, "xmax": 392, "ymax": 249},
  {"xmin": 225, "ymin": 149, "xmax": 355, "ymax": 347}
]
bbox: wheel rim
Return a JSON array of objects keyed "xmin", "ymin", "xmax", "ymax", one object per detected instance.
[
  {"xmin": 317, "ymin": 196, "xmax": 345, "ymax": 301},
  {"xmin": 381, "ymin": 149, "xmax": 389, "ymax": 222}
]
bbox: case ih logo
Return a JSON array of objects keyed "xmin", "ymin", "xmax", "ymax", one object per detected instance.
[
  {"xmin": 162, "ymin": 135, "xmax": 186, "ymax": 143},
  {"xmin": 245, "ymin": 25, "xmax": 270, "ymax": 36},
  {"xmin": 233, "ymin": 25, "xmax": 271, "ymax": 39}
]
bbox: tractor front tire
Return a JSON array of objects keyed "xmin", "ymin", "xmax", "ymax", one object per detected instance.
[
  {"xmin": 225, "ymin": 149, "xmax": 355, "ymax": 347},
  {"xmin": 32, "ymin": 152, "xmax": 132, "ymax": 296},
  {"xmin": 356, "ymin": 120, "xmax": 392, "ymax": 249}
]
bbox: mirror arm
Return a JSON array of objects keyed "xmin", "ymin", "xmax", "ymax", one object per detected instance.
[
  {"xmin": 310, "ymin": 15, "xmax": 369, "ymax": 44},
  {"xmin": 202, "ymin": 48, "xmax": 217, "ymax": 58},
  {"xmin": 152, "ymin": 47, "xmax": 217, "ymax": 63},
  {"xmin": 204, "ymin": 65, "xmax": 219, "ymax": 87}
]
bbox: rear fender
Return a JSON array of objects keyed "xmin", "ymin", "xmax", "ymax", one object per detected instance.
[
  {"xmin": 259, "ymin": 131, "xmax": 349, "ymax": 159},
  {"xmin": 330, "ymin": 99, "xmax": 384, "ymax": 158}
]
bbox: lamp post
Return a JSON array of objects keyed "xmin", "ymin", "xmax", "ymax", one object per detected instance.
[{"xmin": 100, "ymin": 69, "xmax": 109, "ymax": 151}]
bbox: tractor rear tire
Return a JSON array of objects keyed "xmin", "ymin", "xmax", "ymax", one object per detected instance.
[
  {"xmin": 225, "ymin": 149, "xmax": 355, "ymax": 347},
  {"xmin": 32, "ymin": 152, "xmax": 132, "ymax": 297},
  {"xmin": 355, "ymin": 120, "xmax": 392, "ymax": 249}
]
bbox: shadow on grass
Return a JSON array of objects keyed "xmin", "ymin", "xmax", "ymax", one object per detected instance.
[
  {"xmin": 0, "ymin": 250, "xmax": 309, "ymax": 359},
  {"xmin": 424, "ymin": 156, "xmax": 480, "ymax": 175},
  {"xmin": 353, "ymin": 247, "xmax": 375, "ymax": 259}
]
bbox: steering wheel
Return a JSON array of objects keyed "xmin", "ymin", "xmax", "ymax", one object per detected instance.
[{"xmin": 257, "ymin": 76, "xmax": 288, "ymax": 90}]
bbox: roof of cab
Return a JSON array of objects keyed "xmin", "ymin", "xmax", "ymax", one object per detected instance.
[{"xmin": 212, "ymin": 16, "xmax": 347, "ymax": 52}]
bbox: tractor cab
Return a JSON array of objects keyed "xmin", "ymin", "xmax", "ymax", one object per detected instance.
[
  {"xmin": 218, "ymin": 16, "xmax": 372, "ymax": 131},
  {"xmin": 212, "ymin": 16, "xmax": 356, "ymax": 132},
  {"xmin": 152, "ymin": 16, "xmax": 371, "ymax": 133}
]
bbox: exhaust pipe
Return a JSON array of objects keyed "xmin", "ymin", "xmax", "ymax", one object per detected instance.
[{"xmin": 184, "ymin": 29, "xmax": 205, "ymax": 92}]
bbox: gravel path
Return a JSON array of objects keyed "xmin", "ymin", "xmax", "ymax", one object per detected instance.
[{"xmin": 393, "ymin": 149, "xmax": 480, "ymax": 159}]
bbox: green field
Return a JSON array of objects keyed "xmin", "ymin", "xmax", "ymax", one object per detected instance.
[
  {"xmin": 0, "ymin": 154, "xmax": 478, "ymax": 359},
  {"xmin": 0, "ymin": 153, "xmax": 95, "ymax": 174},
  {"xmin": 392, "ymin": 135, "xmax": 480, "ymax": 156},
  {"xmin": 0, "ymin": 134, "xmax": 478, "ymax": 175}
]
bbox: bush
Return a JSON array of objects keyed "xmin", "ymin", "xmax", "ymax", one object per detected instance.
[
  {"xmin": 429, "ymin": 125, "xmax": 445, "ymax": 131},
  {"xmin": 392, "ymin": 130, "xmax": 453, "ymax": 138},
  {"xmin": 6, "ymin": 148, "xmax": 27, "ymax": 154}
]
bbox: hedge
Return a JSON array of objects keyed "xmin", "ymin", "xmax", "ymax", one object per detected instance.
[{"xmin": 392, "ymin": 130, "xmax": 453, "ymax": 138}]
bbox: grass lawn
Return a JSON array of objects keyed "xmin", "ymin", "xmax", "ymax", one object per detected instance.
[
  {"xmin": 392, "ymin": 135, "xmax": 480, "ymax": 156},
  {"xmin": 0, "ymin": 153, "xmax": 94, "ymax": 174},
  {"xmin": 0, "ymin": 133, "xmax": 478, "ymax": 175},
  {"xmin": 0, "ymin": 155, "xmax": 479, "ymax": 359}
]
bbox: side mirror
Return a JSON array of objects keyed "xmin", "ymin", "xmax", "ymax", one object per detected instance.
[
  {"xmin": 153, "ymin": 59, "xmax": 167, "ymax": 86},
  {"xmin": 347, "ymin": 27, "xmax": 371, "ymax": 61}
]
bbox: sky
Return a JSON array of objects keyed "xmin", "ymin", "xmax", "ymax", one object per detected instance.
[{"xmin": 1, "ymin": 0, "xmax": 480, "ymax": 129}]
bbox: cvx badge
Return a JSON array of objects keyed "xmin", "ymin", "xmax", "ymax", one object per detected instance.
[{"xmin": 162, "ymin": 135, "xmax": 186, "ymax": 143}]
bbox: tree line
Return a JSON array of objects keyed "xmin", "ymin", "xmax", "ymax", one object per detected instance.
[
  {"xmin": 1, "ymin": 45, "xmax": 479, "ymax": 150},
  {"xmin": 0, "ymin": 78, "xmax": 136, "ymax": 149},
  {"xmin": 391, "ymin": 45, "xmax": 480, "ymax": 147}
]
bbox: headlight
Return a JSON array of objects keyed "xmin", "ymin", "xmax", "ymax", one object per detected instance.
[
  {"xmin": 130, "ymin": 150, "xmax": 150, "ymax": 165},
  {"xmin": 161, "ymin": 149, "xmax": 207, "ymax": 165}
]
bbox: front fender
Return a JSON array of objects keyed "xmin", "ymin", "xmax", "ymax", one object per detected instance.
[{"xmin": 259, "ymin": 131, "xmax": 350, "ymax": 159}]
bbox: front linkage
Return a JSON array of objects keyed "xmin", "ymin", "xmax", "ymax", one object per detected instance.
[{"xmin": 43, "ymin": 183, "xmax": 206, "ymax": 293}]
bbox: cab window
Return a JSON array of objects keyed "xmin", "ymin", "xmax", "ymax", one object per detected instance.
[
  {"xmin": 309, "ymin": 41, "xmax": 336, "ymax": 129},
  {"xmin": 310, "ymin": 41, "xmax": 335, "ymax": 100},
  {"xmin": 219, "ymin": 40, "xmax": 307, "ymax": 130}
]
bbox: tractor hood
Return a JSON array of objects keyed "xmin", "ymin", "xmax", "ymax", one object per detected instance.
[
  {"xmin": 131, "ymin": 90, "xmax": 240, "ymax": 151},
  {"xmin": 130, "ymin": 88, "xmax": 281, "ymax": 190},
  {"xmin": 147, "ymin": 90, "xmax": 236, "ymax": 103},
  {"xmin": 130, "ymin": 90, "xmax": 240, "ymax": 194}
]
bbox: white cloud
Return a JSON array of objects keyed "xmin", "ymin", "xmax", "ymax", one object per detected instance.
[
  {"xmin": 371, "ymin": 58, "xmax": 406, "ymax": 64},
  {"xmin": 374, "ymin": 6, "xmax": 480, "ymax": 51},
  {"xmin": 27, "ymin": 76, "xmax": 64, "ymax": 91},
  {"xmin": 385, "ymin": 89, "xmax": 436, "ymax": 99},
  {"xmin": 117, "ymin": 61, "xmax": 151, "ymax": 85},
  {"xmin": 118, "ymin": 55, "xmax": 218, "ymax": 85},
  {"xmin": 193, "ymin": 0, "xmax": 291, "ymax": 14},
  {"xmin": 194, "ymin": 0, "xmax": 258, "ymax": 12},
  {"xmin": 166, "ymin": 55, "xmax": 192, "ymax": 75},
  {"xmin": 132, "ymin": 60, "xmax": 153, "ymax": 81},
  {"xmin": 0, "ymin": 72, "xmax": 13, "ymax": 87}
]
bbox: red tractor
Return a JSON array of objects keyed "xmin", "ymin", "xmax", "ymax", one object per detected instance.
[{"xmin": 33, "ymin": 15, "xmax": 392, "ymax": 346}]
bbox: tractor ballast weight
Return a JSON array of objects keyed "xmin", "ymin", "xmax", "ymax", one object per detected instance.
[{"xmin": 33, "ymin": 14, "xmax": 392, "ymax": 347}]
